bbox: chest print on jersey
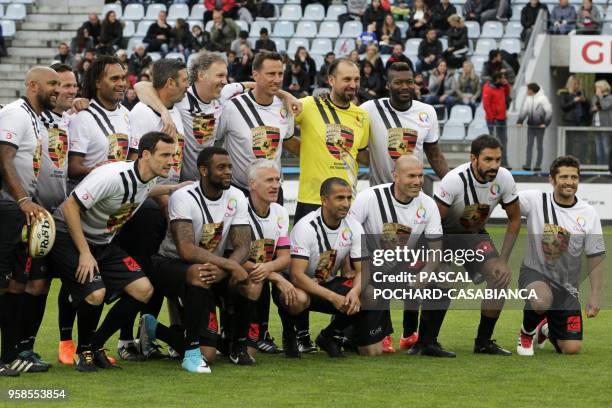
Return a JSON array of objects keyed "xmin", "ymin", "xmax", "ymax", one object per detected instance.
[
  {"xmin": 107, "ymin": 202, "xmax": 138, "ymax": 232},
  {"xmin": 47, "ymin": 127, "xmax": 68, "ymax": 168},
  {"xmin": 314, "ymin": 249, "xmax": 337, "ymax": 283},
  {"xmin": 200, "ymin": 222, "xmax": 224, "ymax": 251},
  {"xmin": 172, "ymin": 133, "xmax": 185, "ymax": 173},
  {"xmin": 382, "ymin": 223, "xmax": 412, "ymax": 246},
  {"xmin": 192, "ymin": 113, "xmax": 216, "ymax": 145},
  {"xmin": 542, "ymin": 223, "xmax": 570, "ymax": 264},
  {"xmin": 107, "ymin": 133, "xmax": 129, "ymax": 161},
  {"xmin": 459, "ymin": 203, "xmax": 490, "ymax": 231},
  {"xmin": 33, "ymin": 138, "xmax": 42, "ymax": 178},
  {"xmin": 387, "ymin": 128, "xmax": 417, "ymax": 160},
  {"xmin": 252, "ymin": 126, "xmax": 280, "ymax": 159},
  {"xmin": 325, "ymin": 123, "xmax": 354, "ymax": 160},
  {"xmin": 249, "ymin": 238, "xmax": 275, "ymax": 263}
]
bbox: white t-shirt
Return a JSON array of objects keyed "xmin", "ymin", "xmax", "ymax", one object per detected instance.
[
  {"xmin": 129, "ymin": 101, "xmax": 185, "ymax": 184},
  {"xmin": 434, "ymin": 162, "xmax": 518, "ymax": 233},
  {"xmin": 37, "ymin": 110, "xmax": 71, "ymax": 211},
  {"xmin": 519, "ymin": 190, "xmax": 605, "ymax": 295},
  {"xmin": 216, "ymin": 92, "xmax": 294, "ymax": 189},
  {"xmin": 361, "ymin": 98, "xmax": 439, "ymax": 186},
  {"xmin": 290, "ymin": 208, "xmax": 364, "ymax": 282},
  {"xmin": 158, "ymin": 182, "xmax": 249, "ymax": 259},
  {"xmin": 176, "ymin": 83, "xmax": 245, "ymax": 182},
  {"xmin": 0, "ymin": 97, "xmax": 43, "ymax": 201},
  {"xmin": 247, "ymin": 200, "xmax": 290, "ymax": 263},
  {"xmin": 54, "ymin": 160, "xmax": 157, "ymax": 245}
]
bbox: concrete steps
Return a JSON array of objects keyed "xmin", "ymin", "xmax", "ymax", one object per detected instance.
[
  {"xmin": 7, "ymin": 47, "xmax": 57, "ymax": 58},
  {"xmin": 15, "ymin": 30, "xmax": 75, "ymax": 40},
  {"xmin": 0, "ymin": 71, "xmax": 27, "ymax": 80}
]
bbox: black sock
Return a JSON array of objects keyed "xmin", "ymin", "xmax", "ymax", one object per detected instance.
[
  {"xmin": 1, "ymin": 292, "xmax": 23, "ymax": 362},
  {"xmin": 419, "ymin": 293, "xmax": 450, "ymax": 345},
  {"xmin": 91, "ymin": 296, "xmax": 145, "ymax": 350},
  {"xmin": 295, "ymin": 311, "xmax": 310, "ymax": 337},
  {"xmin": 476, "ymin": 314, "xmax": 499, "ymax": 342},
  {"xmin": 522, "ymin": 307, "xmax": 543, "ymax": 334},
  {"xmin": 76, "ymin": 301, "xmax": 103, "ymax": 353},
  {"xmin": 277, "ymin": 308, "xmax": 295, "ymax": 339},
  {"xmin": 183, "ymin": 285, "xmax": 212, "ymax": 351},
  {"xmin": 58, "ymin": 285, "xmax": 76, "ymax": 342},
  {"xmin": 321, "ymin": 314, "xmax": 351, "ymax": 338},
  {"xmin": 0, "ymin": 294, "xmax": 11, "ymax": 363},
  {"xmin": 231, "ymin": 295, "xmax": 256, "ymax": 343},
  {"xmin": 156, "ymin": 323, "xmax": 184, "ymax": 355},
  {"xmin": 17, "ymin": 293, "xmax": 48, "ymax": 352},
  {"xmin": 257, "ymin": 282, "xmax": 271, "ymax": 339},
  {"xmin": 402, "ymin": 307, "xmax": 419, "ymax": 337}
]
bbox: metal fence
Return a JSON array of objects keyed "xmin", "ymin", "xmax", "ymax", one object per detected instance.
[{"xmin": 557, "ymin": 126, "xmax": 612, "ymax": 170}]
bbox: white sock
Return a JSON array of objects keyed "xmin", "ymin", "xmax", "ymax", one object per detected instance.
[{"xmin": 117, "ymin": 339, "xmax": 135, "ymax": 348}]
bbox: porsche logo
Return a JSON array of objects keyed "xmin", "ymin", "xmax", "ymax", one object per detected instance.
[
  {"xmin": 192, "ymin": 113, "xmax": 216, "ymax": 145},
  {"xmin": 459, "ymin": 203, "xmax": 490, "ymax": 231},
  {"xmin": 47, "ymin": 127, "xmax": 68, "ymax": 168},
  {"xmin": 252, "ymin": 125, "xmax": 280, "ymax": 159},
  {"xmin": 200, "ymin": 222, "xmax": 224, "ymax": 252},
  {"xmin": 325, "ymin": 123, "xmax": 354, "ymax": 160},
  {"xmin": 107, "ymin": 133, "xmax": 129, "ymax": 161},
  {"xmin": 249, "ymin": 238, "xmax": 275, "ymax": 263},
  {"xmin": 314, "ymin": 249, "xmax": 337, "ymax": 283},
  {"xmin": 107, "ymin": 202, "xmax": 138, "ymax": 232},
  {"xmin": 387, "ymin": 127, "xmax": 417, "ymax": 160}
]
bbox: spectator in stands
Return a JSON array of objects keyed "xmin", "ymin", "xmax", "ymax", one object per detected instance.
[
  {"xmin": 517, "ymin": 83, "xmax": 553, "ymax": 171},
  {"xmin": 203, "ymin": 0, "xmax": 239, "ymax": 26},
  {"xmin": 363, "ymin": 0, "xmax": 387, "ymax": 28},
  {"xmin": 482, "ymin": 71, "xmax": 511, "ymax": 167},
  {"xmin": 456, "ymin": 60, "xmax": 481, "ymax": 113},
  {"xmin": 99, "ymin": 10, "xmax": 123, "ymax": 55},
  {"xmin": 357, "ymin": 22, "xmax": 379, "ymax": 53},
  {"xmin": 227, "ymin": 50, "xmax": 238, "ymax": 82},
  {"xmin": 590, "ymin": 80, "xmax": 612, "ymax": 168},
  {"xmin": 481, "ymin": 50, "xmax": 515, "ymax": 85},
  {"xmin": 378, "ymin": 14, "xmax": 402, "ymax": 54},
  {"xmin": 443, "ymin": 15, "xmax": 469, "ymax": 69},
  {"xmin": 82, "ymin": 13, "xmax": 102, "ymax": 46},
  {"xmin": 255, "ymin": 28, "xmax": 276, "ymax": 53},
  {"xmin": 358, "ymin": 60, "xmax": 385, "ymax": 102},
  {"xmin": 128, "ymin": 43, "xmax": 153, "ymax": 86},
  {"xmin": 83, "ymin": 48, "xmax": 96, "ymax": 64},
  {"xmin": 123, "ymin": 88, "xmax": 139, "ymax": 111},
  {"xmin": 317, "ymin": 52, "xmax": 335, "ymax": 89},
  {"xmin": 171, "ymin": 19, "xmax": 194, "ymax": 61},
  {"xmin": 521, "ymin": 0, "xmax": 549, "ymax": 42},
  {"xmin": 341, "ymin": 0, "xmax": 368, "ymax": 27},
  {"xmin": 549, "ymin": 0, "xmax": 577, "ymax": 34},
  {"xmin": 349, "ymin": 49, "xmax": 361, "ymax": 65},
  {"xmin": 54, "ymin": 42, "xmax": 77, "ymax": 69},
  {"xmin": 231, "ymin": 30, "xmax": 253, "ymax": 57},
  {"xmin": 116, "ymin": 49, "xmax": 128, "ymax": 70},
  {"xmin": 70, "ymin": 27, "xmax": 94, "ymax": 57},
  {"xmin": 209, "ymin": 9, "xmax": 240, "ymax": 52},
  {"xmin": 144, "ymin": 10, "xmax": 173, "ymax": 55},
  {"xmin": 576, "ymin": 0, "xmax": 602, "ymax": 34},
  {"xmin": 417, "ymin": 28, "xmax": 443, "ymax": 72},
  {"xmin": 431, "ymin": 0, "xmax": 457, "ymax": 33},
  {"xmin": 464, "ymin": 0, "xmax": 509, "ymax": 23},
  {"xmin": 424, "ymin": 59, "xmax": 457, "ymax": 111},
  {"xmin": 76, "ymin": 58, "xmax": 91, "ymax": 88},
  {"xmin": 559, "ymin": 75, "xmax": 589, "ymax": 126},
  {"xmin": 191, "ymin": 25, "xmax": 210, "ymax": 52},
  {"xmin": 361, "ymin": 44, "xmax": 385, "ymax": 76},
  {"xmin": 283, "ymin": 60, "xmax": 310, "ymax": 98},
  {"xmin": 408, "ymin": 0, "xmax": 432, "ymax": 38},
  {"xmin": 295, "ymin": 46, "xmax": 317, "ymax": 92},
  {"xmin": 386, "ymin": 43, "xmax": 414, "ymax": 72},
  {"xmin": 236, "ymin": 44, "xmax": 254, "ymax": 81},
  {"xmin": 414, "ymin": 72, "xmax": 429, "ymax": 101}
]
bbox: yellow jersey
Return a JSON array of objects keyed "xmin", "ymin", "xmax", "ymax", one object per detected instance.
[{"xmin": 295, "ymin": 96, "xmax": 370, "ymax": 205}]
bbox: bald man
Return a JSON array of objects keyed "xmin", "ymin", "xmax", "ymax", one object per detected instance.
[{"xmin": 0, "ymin": 67, "xmax": 59, "ymax": 375}]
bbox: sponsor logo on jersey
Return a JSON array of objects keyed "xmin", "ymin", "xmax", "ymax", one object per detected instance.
[
  {"xmin": 387, "ymin": 128, "xmax": 417, "ymax": 159},
  {"xmin": 47, "ymin": 127, "xmax": 69, "ymax": 168},
  {"xmin": 33, "ymin": 138, "xmax": 42, "ymax": 178},
  {"xmin": 252, "ymin": 125, "xmax": 280, "ymax": 159},
  {"xmin": 171, "ymin": 133, "xmax": 185, "ymax": 173},
  {"xmin": 314, "ymin": 249, "xmax": 337, "ymax": 283},
  {"xmin": 107, "ymin": 202, "xmax": 139, "ymax": 232},
  {"xmin": 325, "ymin": 123, "xmax": 354, "ymax": 160},
  {"xmin": 200, "ymin": 222, "xmax": 224, "ymax": 251},
  {"xmin": 192, "ymin": 113, "xmax": 216, "ymax": 145},
  {"xmin": 276, "ymin": 216, "xmax": 284, "ymax": 230},
  {"xmin": 341, "ymin": 227, "xmax": 353, "ymax": 241},
  {"xmin": 489, "ymin": 182, "xmax": 501, "ymax": 198},
  {"xmin": 107, "ymin": 133, "xmax": 129, "ymax": 161},
  {"xmin": 566, "ymin": 315, "xmax": 581, "ymax": 333},
  {"xmin": 382, "ymin": 223, "xmax": 412, "ymax": 245},
  {"xmin": 459, "ymin": 203, "xmax": 490, "ymax": 231},
  {"xmin": 249, "ymin": 238, "xmax": 275, "ymax": 263},
  {"xmin": 416, "ymin": 203, "xmax": 427, "ymax": 219},
  {"xmin": 542, "ymin": 223, "xmax": 570, "ymax": 264},
  {"xmin": 225, "ymin": 197, "xmax": 238, "ymax": 217},
  {"xmin": 122, "ymin": 256, "xmax": 141, "ymax": 272},
  {"xmin": 575, "ymin": 216, "xmax": 586, "ymax": 228},
  {"xmin": 354, "ymin": 113, "xmax": 364, "ymax": 128},
  {"xmin": 417, "ymin": 112, "xmax": 429, "ymax": 127}
]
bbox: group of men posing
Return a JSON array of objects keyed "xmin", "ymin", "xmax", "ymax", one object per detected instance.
[{"xmin": 0, "ymin": 50, "xmax": 604, "ymax": 376}]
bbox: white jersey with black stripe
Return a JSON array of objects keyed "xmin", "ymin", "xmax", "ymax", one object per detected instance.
[
  {"xmin": 54, "ymin": 160, "xmax": 156, "ymax": 245},
  {"xmin": 360, "ymin": 98, "xmax": 439, "ymax": 186},
  {"xmin": 433, "ymin": 162, "xmax": 518, "ymax": 234},
  {"xmin": 247, "ymin": 201, "xmax": 290, "ymax": 263},
  {"xmin": 37, "ymin": 110, "xmax": 71, "ymax": 211},
  {"xmin": 0, "ymin": 97, "xmax": 44, "ymax": 202}
]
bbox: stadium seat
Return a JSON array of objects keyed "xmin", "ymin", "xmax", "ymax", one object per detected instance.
[
  {"xmin": 310, "ymin": 38, "xmax": 333, "ymax": 55},
  {"xmin": 4, "ymin": 4, "xmax": 26, "ymax": 20},
  {"xmin": 204, "ymin": 20, "xmax": 214, "ymax": 32},
  {"xmin": 396, "ymin": 21, "xmax": 409, "ymax": 38},
  {"xmin": 145, "ymin": 4, "xmax": 166, "ymax": 20},
  {"xmin": 136, "ymin": 21, "xmax": 153, "ymax": 37},
  {"xmin": 334, "ymin": 38, "xmax": 355, "ymax": 56},
  {"xmin": 14, "ymin": 0, "xmax": 34, "ymax": 3},
  {"xmin": 168, "ymin": 4, "xmax": 189, "ymax": 21},
  {"xmin": 511, "ymin": 5, "xmax": 522, "ymax": 20},
  {"xmin": 480, "ymin": 21, "xmax": 504, "ymax": 38},
  {"xmin": 340, "ymin": 21, "xmax": 363, "ymax": 38},
  {"xmin": 281, "ymin": 4, "xmax": 302, "ymax": 21},
  {"xmin": 287, "ymin": 38, "xmax": 309, "ymax": 55},
  {"xmin": 123, "ymin": 4, "xmax": 144, "ymax": 21},
  {"xmin": 471, "ymin": 55, "xmax": 487, "ymax": 74},
  {"xmin": 268, "ymin": 0, "xmax": 284, "ymax": 4},
  {"xmin": 148, "ymin": 52, "xmax": 162, "ymax": 61},
  {"xmin": 311, "ymin": 53, "xmax": 324, "ymax": 71},
  {"xmin": 326, "ymin": 4, "xmax": 347, "ymax": 20},
  {"xmin": 318, "ymin": 21, "xmax": 340, "ymax": 38},
  {"xmin": 605, "ymin": 11, "xmax": 612, "ymax": 21},
  {"xmin": 165, "ymin": 52, "xmax": 185, "ymax": 61},
  {"xmin": 439, "ymin": 37, "xmax": 448, "ymax": 50},
  {"xmin": 272, "ymin": 37, "xmax": 286, "ymax": 52},
  {"xmin": 449, "ymin": 105, "xmax": 473, "ymax": 124},
  {"xmin": 602, "ymin": 21, "xmax": 612, "ymax": 34},
  {"xmin": 250, "ymin": 20, "xmax": 271, "ymax": 37},
  {"xmin": 467, "ymin": 119, "xmax": 489, "ymax": 140},
  {"xmin": 187, "ymin": 20, "xmax": 202, "ymax": 30},
  {"xmin": 0, "ymin": 19, "xmax": 15, "ymax": 38},
  {"xmin": 499, "ymin": 38, "xmax": 521, "ymax": 54},
  {"xmin": 303, "ymin": 4, "xmax": 325, "ymax": 20},
  {"xmin": 296, "ymin": 21, "xmax": 318, "ymax": 38},
  {"xmin": 465, "ymin": 21, "xmax": 480, "ymax": 39},
  {"xmin": 0, "ymin": 6, "xmax": 3, "ymax": 18},
  {"xmin": 123, "ymin": 20, "xmax": 135, "ymax": 38},
  {"xmin": 474, "ymin": 38, "xmax": 497, "ymax": 55},
  {"xmin": 405, "ymin": 38, "xmax": 422, "ymax": 55},
  {"xmin": 450, "ymin": 0, "xmax": 467, "ymax": 3},
  {"xmin": 441, "ymin": 122, "xmax": 466, "ymax": 141},
  {"xmin": 273, "ymin": 21, "xmax": 294, "ymax": 37},
  {"xmin": 190, "ymin": 4, "xmax": 205, "ymax": 20},
  {"xmin": 475, "ymin": 103, "xmax": 486, "ymax": 119},
  {"xmin": 455, "ymin": 7, "xmax": 463, "ymax": 18},
  {"xmin": 126, "ymin": 37, "xmax": 144, "ymax": 55},
  {"xmin": 504, "ymin": 21, "xmax": 522, "ymax": 38},
  {"xmin": 102, "ymin": 3, "xmax": 122, "ymax": 19},
  {"xmin": 236, "ymin": 19, "xmax": 249, "ymax": 33}
]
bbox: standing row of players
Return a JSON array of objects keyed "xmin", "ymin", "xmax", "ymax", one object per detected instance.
[{"xmin": 0, "ymin": 51, "xmax": 604, "ymax": 376}]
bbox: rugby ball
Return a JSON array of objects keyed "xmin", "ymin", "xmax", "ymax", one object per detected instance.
[{"xmin": 21, "ymin": 209, "xmax": 56, "ymax": 258}]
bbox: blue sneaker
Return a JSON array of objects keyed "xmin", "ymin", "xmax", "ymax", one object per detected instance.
[
  {"xmin": 138, "ymin": 314, "xmax": 158, "ymax": 359},
  {"xmin": 181, "ymin": 349, "xmax": 211, "ymax": 374}
]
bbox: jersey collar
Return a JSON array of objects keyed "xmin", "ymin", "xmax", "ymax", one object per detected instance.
[
  {"xmin": 389, "ymin": 183, "xmax": 414, "ymax": 205},
  {"xmin": 191, "ymin": 84, "xmax": 210, "ymax": 104},
  {"xmin": 248, "ymin": 196, "xmax": 271, "ymax": 218},
  {"xmin": 133, "ymin": 160, "xmax": 146, "ymax": 184},
  {"xmin": 388, "ymin": 98, "xmax": 412, "ymax": 112},
  {"xmin": 248, "ymin": 90, "xmax": 273, "ymax": 107},
  {"xmin": 552, "ymin": 194, "xmax": 578, "ymax": 208},
  {"xmin": 468, "ymin": 163, "xmax": 489, "ymax": 185}
]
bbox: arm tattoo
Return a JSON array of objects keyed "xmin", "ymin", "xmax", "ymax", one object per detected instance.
[
  {"xmin": 171, "ymin": 220, "xmax": 196, "ymax": 258},
  {"xmin": 424, "ymin": 143, "xmax": 449, "ymax": 178},
  {"xmin": 228, "ymin": 225, "xmax": 251, "ymax": 265}
]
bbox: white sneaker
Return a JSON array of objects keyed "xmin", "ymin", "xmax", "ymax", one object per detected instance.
[{"xmin": 516, "ymin": 332, "xmax": 534, "ymax": 356}]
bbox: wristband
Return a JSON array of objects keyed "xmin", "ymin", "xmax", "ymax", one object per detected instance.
[{"xmin": 17, "ymin": 196, "xmax": 30, "ymax": 206}]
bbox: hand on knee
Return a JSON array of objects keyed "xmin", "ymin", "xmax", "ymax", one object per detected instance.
[{"xmin": 85, "ymin": 288, "xmax": 106, "ymax": 305}]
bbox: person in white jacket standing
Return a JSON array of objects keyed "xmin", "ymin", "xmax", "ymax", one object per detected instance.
[{"xmin": 517, "ymin": 83, "xmax": 553, "ymax": 171}]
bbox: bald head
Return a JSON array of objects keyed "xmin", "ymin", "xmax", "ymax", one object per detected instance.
[
  {"xmin": 26, "ymin": 66, "xmax": 58, "ymax": 84},
  {"xmin": 394, "ymin": 155, "xmax": 423, "ymax": 173},
  {"xmin": 25, "ymin": 66, "xmax": 60, "ymax": 114},
  {"xmin": 393, "ymin": 155, "xmax": 424, "ymax": 200}
]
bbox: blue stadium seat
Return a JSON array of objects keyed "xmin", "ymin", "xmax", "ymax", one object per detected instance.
[
  {"xmin": 511, "ymin": 5, "xmax": 522, "ymax": 20},
  {"xmin": 404, "ymin": 38, "xmax": 422, "ymax": 55},
  {"xmin": 287, "ymin": 37, "xmax": 310, "ymax": 55},
  {"xmin": 190, "ymin": 4, "xmax": 205, "ymax": 21},
  {"xmin": 249, "ymin": 20, "xmax": 271, "ymax": 37},
  {"xmin": 123, "ymin": 4, "xmax": 144, "ymax": 21},
  {"xmin": 0, "ymin": 19, "xmax": 15, "ymax": 38},
  {"xmin": 467, "ymin": 119, "xmax": 489, "ymax": 140},
  {"xmin": 474, "ymin": 38, "xmax": 497, "ymax": 55},
  {"xmin": 465, "ymin": 21, "xmax": 480, "ymax": 39},
  {"xmin": 340, "ymin": 21, "xmax": 363, "ymax": 38},
  {"xmin": 102, "ymin": 3, "xmax": 122, "ymax": 19},
  {"xmin": 449, "ymin": 105, "xmax": 473, "ymax": 124},
  {"xmin": 471, "ymin": 55, "xmax": 487, "ymax": 74},
  {"xmin": 326, "ymin": 5, "xmax": 347, "ymax": 20},
  {"xmin": 504, "ymin": 21, "xmax": 522, "ymax": 38},
  {"xmin": 168, "ymin": 4, "xmax": 189, "ymax": 21},
  {"xmin": 123, "ymin": 20, "xmax": 135, "ymax": 38},
  {"xmin": 136, "ymin": 21, "xmax": 152, "ymax": 37},
  {"xmin": 273, "ymin": 21, "xmax": 294, "ymax": 37},
  {"xmin": 441, "ymin": 122, "xmax": 466, "ymax": 140},
  {"xmin": 439, "ymin": 37, "xmax": 448, "ymax": 50},
  {"xmin": 499, "ymin": 38, "xmax": 521, "ymax": 54},
  {"xmin": 303, "ymin": 4, "xmax": 325, "ymax": 21},
  {"xmin": 295, "ymin": 21, "xmax": 318, "ymax": 38},
  {"xmin": 381, "ymin": 54, "xmax": 391, "ymax": 66},
  {"xmin": 480, "ymin": 21, "xmax": 504, "ymax": 38},
  {"xmin": 310, "ymin": 38, "xmax": 333, "ymax": 55},
  {"xmin": 272, "ymin": 37, "xmax": 286, "ymax": 52},
  {"xmin": 4, "ymin": 4, "xmax": 26, "ymax": 20},
  {"xmin": 281, "ymin": 4, "xmax": 302, "ymax": 21},
  {"xmin": 318, "ymin": 21, "xmax": 340, "ymax": 38},
  {"xmin": 334, "ymin": 38, "xmax": 355, "ymax": 56},
  {"xmin": 145, "ymin": 3, "xmax": 166, "ymax": 20},
  {"xmin": 450, "ymin": 0, "xmax": 467, "ymax": 4},
  {"xmin": 396, "ymin": 21, "xmax": 409, "ymax": 38}
]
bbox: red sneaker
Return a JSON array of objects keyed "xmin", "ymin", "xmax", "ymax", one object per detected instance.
[
  {"xmin": 399, "ymin": 332, "xmax": 419, "ymax": 350},
  {"xmin": 58, "ymin": 340, "xmax": 76, "ymax": 365},
  {"xmin": 382, "ymin": 336, "xmax": 396, "ymax": 353},
  {"xmin": 535, "ymin": 318, "xmax": 548, "ymax": 349}
]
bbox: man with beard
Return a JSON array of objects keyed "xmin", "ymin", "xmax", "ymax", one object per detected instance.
[
  {"xmin": 0, "ymin": 67, "xmax": 59, "ymax": 376},
  {"xmin": 359, "ymin": 62, "xmax": 449, "ymax": 353},
  {"xmin": 516, "ymin": 156, "xmax": 604, "ymax": 356},
  {"xmin": 427, "ymin": 135, "xmax": 521, "ymax": 356},
  {"xmin": 291, "ymin": 58, "xmax": 370, "ymax": 352},
  {"xmin": 138, "ymin": 147, "xmax": 254, "ymax": 372}
]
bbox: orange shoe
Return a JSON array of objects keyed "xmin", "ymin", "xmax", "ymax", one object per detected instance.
[
  {"xmin": 58, "ymin": 340, "xmax": 76, "ymax": 365},
  {"xmin": 399, "ymin": 332, "xmax": 419, "ymax": 350},
  {"xmin": 382, "ymin": 336, "xmax": 396, "ymax": 353}
]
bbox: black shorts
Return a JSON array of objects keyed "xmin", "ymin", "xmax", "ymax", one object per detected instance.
[
  {"xmin": 518, "ymin": 264, "xmax": 583, "ymax": 342},
  {"xmin": 443, "ymin": 231, "xmax": 499, "ymax": 278},
  {"xmin": 49, "ymin": 230, "xmax": 146, "ymax": 306},
  {"xmin": 309, "ymin": 277, "xmax": 392, "ymax": 347}
]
